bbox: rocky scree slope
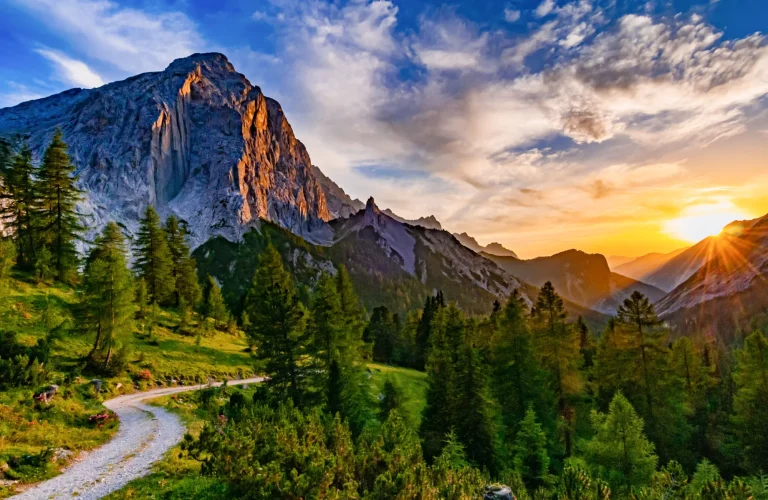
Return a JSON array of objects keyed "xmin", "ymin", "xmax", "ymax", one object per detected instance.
[{"xmin": 0, "ymin": 53, "xmax": 330, "ymax": 248}]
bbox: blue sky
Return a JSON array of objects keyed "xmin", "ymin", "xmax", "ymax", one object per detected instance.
[{"xmin": 2, "ymin": 0, "xmax": 768, "ymax": 257}]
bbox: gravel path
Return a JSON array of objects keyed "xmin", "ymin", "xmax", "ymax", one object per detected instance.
[{"xmin": 11, "ymin": 377, "xmax": 263, "ymax": 500}]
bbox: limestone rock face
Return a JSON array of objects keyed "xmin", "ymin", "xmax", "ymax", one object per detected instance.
[
  {"xmin": 311, "ymin": 165, "xmax": 364, "ymax": 220},
  {"xmin": 0, "ymin": 53, "xmax": 330, "ymax": 248}
]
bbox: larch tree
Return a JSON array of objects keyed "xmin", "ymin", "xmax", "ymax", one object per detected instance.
[
  {"xmin": 133, "ymin": 205, "xmax": 175, "ymax": 305},
  {"xmin": 79, "ymin": 222, "xmax": 134, "ymax": 369},
  {"xmin": 585, "ymin": 392, "xmax": 657, "ymax": 493},
  {"xmin": 0, "ymin": 143, "xmax": 40, "ymax": 268},
  {"xmin": 243, "ymin": 244, "xmax": 311, "ymax": 405},
  {"xmin": 37, "ymin": 129, "xmax": 83, "ymax": 282},
  {"xmin": 204, "ymin": 275, "xmax": 228, "ymax": 328}
]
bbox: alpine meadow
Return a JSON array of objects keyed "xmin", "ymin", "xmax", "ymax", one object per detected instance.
[{"xmin": 1, "ymin": 0, "xmax": 768, "ymax": 499}]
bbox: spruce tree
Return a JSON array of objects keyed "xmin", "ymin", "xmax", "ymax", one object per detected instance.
[
  {"xmin": 365, "ymin": 306, "xmax": 399, "ymax": 364},
  {"xmin": 532, "ymin": 281, "xmax": 581, "ymax": 457},
  {"xmin": 514, "ymin": 406, "xmax": 550, "ymax": 491},
  {"xmin": 415, "ymin": 293, "xmax": 444, "ymax": 370},
  {"xmin": 0, "ymin": 143, "xmax": 40, "ymax": 267},
  {"xmin": 165, "ymin": 215, "xmax": 201, "ymax": 307},
  {"xmin": 731, "ymin": 331, "xmax": 768, "ymax": 472},
  {"xmin": 420, "ymin": 303, "xmax": 465, "ymax": 461},
  {"xmin": 585, "ymin": 392, "xmax": 657, "ymax": 492},
  {"xmin": 204, "ymin": 275, "xmax": 228, "ymax": 328},
  {"xmin": 133, "ymin": 205, "xmax": 175, "ymax": 305},
  {"xmin": 79, "ymin": 222, "xmax": 134, "ymax": 369},
  {"xmin": 37, "ymin": 129, "xmax": 83, "ymax": 281},
  {"xmin": 244, "ymin": 244, "xmax": 311, "ymax": 405},
  {"xmin": 336, "ymin": 265, "xmax": 366, "ymax": 358},
  {"xmin": 454, "ymin": 329, "xmax": 499, "ymax": 474},
  {"xmin": 491, "ymin": 289, "xmax": 554, "ymax": 454}
]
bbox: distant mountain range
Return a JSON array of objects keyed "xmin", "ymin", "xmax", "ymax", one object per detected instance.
[
  {"xmin": 3, "ymin": 52, "xmax": 768, "ymax": 340},
  {"xmin": 487, "ymin": 250, "xmax": 666, "ymax": 315}
]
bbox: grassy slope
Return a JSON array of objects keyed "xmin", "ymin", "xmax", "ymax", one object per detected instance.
[
  {"xmin": 367, "ymin": 363, "xmax": 428, "ymax": 427},
  {"xmin": 0, "ymin": 274, "xmax": 253, "ymax": 497}
]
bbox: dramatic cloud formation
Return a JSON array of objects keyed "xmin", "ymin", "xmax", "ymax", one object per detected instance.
[{"xmin": 3, "ymin": 0, "xmax": 768, "ymax": 257}]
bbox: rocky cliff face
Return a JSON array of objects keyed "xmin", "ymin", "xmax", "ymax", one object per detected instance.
[
  {"xmin": 311, "ymin": 165, "xmax": 364, "ymax": 220},
  {"xmin": 0, "ymin": 53, "xmax": 330, "ymax": 248}
]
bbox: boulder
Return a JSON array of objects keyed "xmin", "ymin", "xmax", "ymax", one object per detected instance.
[
  {"xmin": 483, "ymin": 484, "xmax": 515, "ymax": 500},
  {"xmin": 91, "ymin": 379, "xmax": 102, "ymax": 393}
]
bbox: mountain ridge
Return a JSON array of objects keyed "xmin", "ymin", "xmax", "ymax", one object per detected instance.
[{"xmin": 0, "ymin": 52, "xmax": 331, "ymax": 248}]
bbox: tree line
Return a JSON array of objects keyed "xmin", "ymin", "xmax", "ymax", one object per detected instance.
[{"xmin": 0, "ymin": 131, "xmax": 234, "ymax": 376}]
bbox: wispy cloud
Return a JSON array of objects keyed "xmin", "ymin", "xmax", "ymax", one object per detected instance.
[
  {"xmin": 504, "ymin": 8, "xmax": 521, "ymax": 23},
  {"xmin": 11, "ymin": 0, "xmax": 205, "ymax": 74},
  {"xmin": 35, "ymin": 48, "xmax": 105, "ymax": 88}
]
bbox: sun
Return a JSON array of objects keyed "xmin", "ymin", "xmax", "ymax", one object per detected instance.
[{"xmin": 664, "ymin": 202, "xmax": 750, "ymax": 243}]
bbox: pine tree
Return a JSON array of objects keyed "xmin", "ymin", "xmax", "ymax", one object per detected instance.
[
  {"xmin": 79, "ymin": 222, "xmax": 134, "ymax": 369},
  {"xmin": 585, "ymin": 392, "xmax": 657, "ymax": 493},
  {"xmin": 133, "ymin": 205, "xmax": 175, "ymax": 305},
  {"xmin": 415, "ymin": 293, "xmax": 444, "ymax": 370},
  {"xmin": 514, "ymin": 406, "xmax": 550, "ymax": 491},
  {"xmin": 244, "ymin": 244, "xmax": 311, "ymax": 405},
  {"xmin": 731, "ymin": 331, "xmax": 768, "ymax": 472},
  {"xmin": 532, "ymin": 281, "xmax": 581, "ymax": 457},
  {"xmin": 577, "ymin": 316, "xmax": 596, "ymax": 369},
  {"xmin": 204, "ymin": 275, "xmax": 228, "ymax": 328},
  {"xmin": 165, "ymin": 215, "xmax": 201, "ymax": 307},
  {"xmin": 0, "ymin": 143, "xmax": 40, "ymax": 267},
  {"xmin": 37, "ymin": 129, "xmax": 83, "ymax": 281}
]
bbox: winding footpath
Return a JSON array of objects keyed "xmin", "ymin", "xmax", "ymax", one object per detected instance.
[{"xmin": 12, "ymin": 377, "xmax": 263, "ymax": 500}]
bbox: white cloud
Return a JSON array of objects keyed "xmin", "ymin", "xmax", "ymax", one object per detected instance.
[
  {"xmin": 35, "ymin": 48, "xmax": 105, "ymax": 88},
  {"xmin": 0, "ymin": 82, "xmax": 46, "ymax": 108},
  {"xmin": 535, "ymin": 0, "xmax": 556, "ymax": 18},
  {"xmin": 504, "ymin": 8, "xmax": 521, "ymax": 23},
  {"xmin": 12, "ymin": 0, "xmax": 205, "ymax": 74}
]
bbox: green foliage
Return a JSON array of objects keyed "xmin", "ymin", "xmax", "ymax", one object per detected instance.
[
  {"xmin": 532, "ymin": 281, "xmax": 581, "ymax": 457},
  {"xmin": 365, "ymin": 305, "xmax": 400, "ymax": 364},
  {"xmin": 585, "ymin": 392, "xmax": 657, "ymax": 493},
  {"xmin": 165, "ymin": 215, "xmax": 201, "ymax": 308},
  {"xmin": 37, "ymin": 129, "xmax": 83, "ymax": 282},
  {"xmin": 0, "ymin": 236, "xmax": 17, "ymax": 281},
  {"xmin": 134, "ymin": 205, "xmax": 175, "ymax": 305},
  {"xmin": 78, "ymin": 222, "xmax": 134, "ymax": 373},
  {"xmin": 0, "ymin": 142, "xmax": 40, "ymax": 269},
  {"xmin": 732, "ymin": 331, "xmax": 768, "ymax": 472},
  {"xmin": 244, "ymin": 244, "xmax": 312, "ymax": 405},
  {"xmin": 203, "ymin": 275, "xmax": 228, "ymax": 327},
  {"xmin": 514, "ymin": 406, "xmax": 550, "ymax": 491}
]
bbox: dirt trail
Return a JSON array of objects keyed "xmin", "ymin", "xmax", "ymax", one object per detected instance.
[{"xmin": 11, "ymin": 377, "xmax": 263, "ymax": 500}]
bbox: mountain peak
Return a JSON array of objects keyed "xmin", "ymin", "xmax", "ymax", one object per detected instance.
[
  {"xmin": 165, "ymin": 52, "xmax": 234, "ymax": 74},
  {"xmin": 365, "ymin": 196, "xmax": 379, "ymax": 212}
]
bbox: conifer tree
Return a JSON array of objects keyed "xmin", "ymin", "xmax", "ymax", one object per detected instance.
[
  {"xmin": 492, "ymin": 289, "xmax": 554, "ymax": 447},
  {"xmin": 79, "ymin": 222, "xmax": 134, "ymax": 369},
  {"xmin": 415, "ymin": 292, "xmax": 444, "ymax": 370},
  {"xmin": 310, "ymin": 273, "xmax": 344, "ymax": 372},
  {"xmin": 244, "ymin": 244, "xmax": 311, "ymax": 405},
  {"xmin": 585, "ymin": 392, "xmax": 657, "ymax": 492},
  {"xmin": 204, "ymin": 275, "xmax": 228, "ymax": 328},
  {"xmin": 37, "ymin": 129, "xmax": 83, "ymax": 281},
  {"xmin": 0, "ymin": 143, "xmax": 40, "ymax": 267},
  {"xmin": 0, "ymin": 236, "xmax": 16, "ymax": 284},
  {"xmin": 731, "ymin": 331, "xmax": 768, "ymax": 472},
  {"xmin": 514, "ymin": 406, "xmax": 550, "ymax": 491},
  {"xmin": 454, "ymin": 328, "xmax": 499, "ymax": 474},
  {"xmin": 133, "ymin": 205, "xmax": 175, "ymax": 305},
  {"xmin": 336, "ymin": 265, "xmax": 366, "ymax": 358},
  {"xmin": 420, "ymin": 303, "xmax": 465, "ymax": 461},
  {"xmin": 364, "ymin": 306, "xmax": 400, "ymax": 364},
  {"xmin": 165, "ymin": 215, "xmax": 201, "ymax": 307},
  {"xmin": 532, "ymin": 281, "xmax": 581, "ymax": 456}
]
